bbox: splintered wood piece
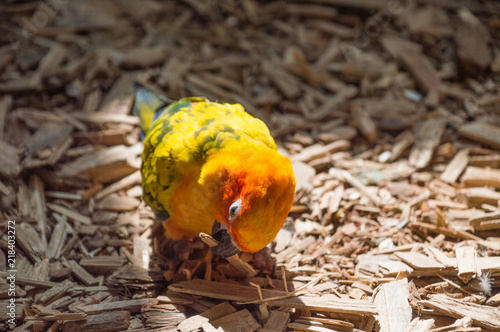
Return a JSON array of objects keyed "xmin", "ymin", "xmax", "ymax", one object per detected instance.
[
  {"xmin": 459, "ymin": 121, "xmax": 500, "ymax": 150},
  {"xmin": 72, "ymin": 128, "xmax": 131, "ymax": 147},
  {"xmin": 46, "ymin": 203, "xmax": 91, "ymax": 225},
  {"xmin": 455, "ymin": 8, "xmax": 492, "ymax": 75},
  {"xmin": 211, "ymin": 309, "xmax": 261, "ymax": 332},
  {"xmin": 0, "ymin": 141, "xmax": 21, "ymax": 176},
  {"xmin": 292, "ymin": 140, "xmax": 350, "ymax": 163},
  {"xmin": 46, "ymin": 216, "xmax": 68, "ymax": 259},
  {"xmin": 419, "ymin": 295, "xmax": 500, "ymax": 330},
  {"xmin": 79, "ymin": 256, "xmax": 128, "ymax": 275},
  {"xmin": 469, "ymin": 212, "xmax": 500, "ymax": 231},
  {"xmin": 307, "ymin": 86, "xmax": 357, "ymax": 121},
  {"xmin": 459, "ymin": 187, "xmax": 500, "ymax": 208},
  {"xmin": 37, "ymin": 280, "xmax": 73, "ymax": 306},
  {"xmin": 262, "ymin": 60, "xmax": 301, "ymax": 99},
  {"xmin": 351, "ymin": 104, "xmax": 376, "ymax": 145},
  {"xmin": 470, "ymin": 154, "xmax": 500, "ymax": 168},
  {"xmin": 398, "ymin": 48, "xmax": 441, "ymax": 106},
  {"xmin": 477, "ymin": 256, "xmax": 500, "ymax": 273},
  {"xmin": 25, "ymin": 312, "xmax": 87, "ymax": 322},
  {"xmin": 395, "ymin": 252, "xmax": 444, "ymax": 273},
  {"xmin": 59, "ymin": 144, "xmax": 141, "ymax": 183},
  {"xmin": 378, "ymin": 260, "xmax": 414, "ymax": 277},
  {"xmin": 61, "ymin": 311, "xmax": 130, "ymax": 332},
  {"xmin": 0, "ymin": 179, "xmax": 10, "ymax": 195},
  {"xmin": 94, "ymin": 170, "xmax": 141, "ymax": 200},
  {"xmin": 462, "ymin": 166, "xmax": 500, "ymax": 189},
  {"xmin": 425, "ymin": 246, "xmax": 457, "ymax": 269},
  {"xmin": 292, "ymin": 161, "xmax": 316, "ymax": 192},
  {"xmin": 440, "ymin": 149, "xmax": 469, "ymax": 184},
  {"xmin": 29, "ymin": 43, "xmax": 67, "ymax": 87},
  {"xmin": 309, "ymin": 20, "xmax": 355, "ymax": 39},
  {"xmin": 72, "ymin": 112, "xmax": 139, "ymax": 125},
  {"xmin": 373, "ymin": 278, "xmax": 412, "ymax": 332},
  {"xmin": 287, "ymin": 321, "xmax": 339, "ymax": 332},
  {"xmin": 178, "ymin": 302, "xmax": 236, "ymax": 332},
  {"xmin": 0, "ymin": 271, "xmax": 57, "ymax": 288},
  {"xmin": 95, "ymin": 194, "xmax": 141, "ymax": 212},
  {"xmin": 96, "ymin": 73, "xmax": 136, "ymax": 114},
  {"xmin": 275, "ymin": 235, "xmax": 316, "ymax": 263},
  {"xmin": 63, "ymin": 259, "xmax": 99, "ymax": 286},
  {"xmin": 301, "ymin": 0, "xmax": 388, "ymax": 10},
  {"xmin": 455, "ymin": 246, "xmax": 478, "ymax": 283},
  {"xmin": 169, "ymin": 279, "xmax": 377, "ymax": 316},
  {"xmin": 0, "ymin": 95, "xmax": 13, "ymax": 142},
  {"xmin": 406, "ymin": 6, "xmax": 452, "ymax": 39},
  {"xmin": 409, "ymin": 118, "xmax": 446, "ymax": 169},
  {"xmin": 340, "ymin": 170, "xmax": 383, "ymax": 206},
  {"xmin": 24, "ymin": 121, "xmax": 72, "ymax": 159},
  {"xmin": 388, "ymin": 131, "xmax": 414, "ymax": 163},
  {"xmin": 380, "ymin": 33, "xmax": 422, "ymax": 60},
  {"xmin": 405, "ymin": 318, "xmax": 435, "ymax": 332},
  {"xmin": 327, "ymin": 185, "xmax": 343, "ymax": 215},
  {"xmin": 122, "ymin": 45, "xmax": 169, "ymax": 69},
  {"xmin": 282, "ymin": 46, "xmax": 321, "ymax": 86},
  {"xmin": 30, "ymin": 175, "xmax": 48, "ymax": 245},
  {"xmin": 141, "ymin": 301, "xmax": 187, "ymax": 329},
  {"xmin": 79, "ymin": 298, "xmax": 157, "ymax": 315},
  {"xmin": 294, "ymin": 316, "xmax": 354, "ymax": 331},
  {"xmin": 17, "ymin": 222, "xmax": 46, "ymax": 263},
  {"xmin": 264, "ymin": 310, "xmax": 290, "ymax": 331},
  {"xmin": 133, "ymin": 237, "xmax": 150, "ymax": 269}
]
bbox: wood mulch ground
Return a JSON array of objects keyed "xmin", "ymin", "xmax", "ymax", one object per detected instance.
[{"xmin": 1, "ymin": 0, "xmax": 500, "ymax": 331}]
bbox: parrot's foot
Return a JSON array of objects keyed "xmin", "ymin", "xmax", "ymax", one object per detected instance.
[{"xmin": 210, "ymin": 220, "xmax": 241, "ymax": 258}]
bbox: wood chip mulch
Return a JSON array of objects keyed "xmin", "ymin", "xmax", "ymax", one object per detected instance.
[{"xmin": 1, "ymin": 0, "xmax": 500, "ymax": 331}]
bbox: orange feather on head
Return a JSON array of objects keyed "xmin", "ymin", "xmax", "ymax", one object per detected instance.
[{"xmin": 200, "ymin": 141, "xmax": 296, "ymax": 253}]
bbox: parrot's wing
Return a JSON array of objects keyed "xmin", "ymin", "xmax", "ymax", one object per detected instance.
[{"xmin": 140, "ymin": 97, "xmax": 206, "ymax": 220}]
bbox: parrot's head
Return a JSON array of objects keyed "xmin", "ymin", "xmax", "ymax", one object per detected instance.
[{"xmin": 200, "ymin": 141, "xmax": 296, "ymax": 257}]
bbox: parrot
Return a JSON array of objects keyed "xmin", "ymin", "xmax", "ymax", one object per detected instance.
[{"xmin": 133, "ymin": 84, "xmax": 296, "ymax": 257}]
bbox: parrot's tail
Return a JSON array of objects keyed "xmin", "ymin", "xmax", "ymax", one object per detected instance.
[{"xmin": 133, "ymin": 83, "xmax": 170, "ymax": 139}]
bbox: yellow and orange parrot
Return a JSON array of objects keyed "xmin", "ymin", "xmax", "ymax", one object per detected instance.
[{"xmin": 133, "ymin": 84, "xmax": 296, "ymax": 257}]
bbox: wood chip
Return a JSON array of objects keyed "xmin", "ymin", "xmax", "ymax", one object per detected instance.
[
  {"xmin": 169, "ymin": 280, "xmax": 377, "ymax": 316},
  {"xmin": 455, "ymin": 8, "xmax": 492, "ymax": 75},
  {"xmin": 211, "ymin": 309, "xmax": 261, "ymax": 332},
  {"xmin": 459, "ymin": 121, "xmax": 500, "ymax": 150},
  {"xmin": 455, "ymin": 246, "xmax": 478, "ymax": 283},
  {"xmin": 0, "ymin": 141, "xmax": 21, "ymax": 176},
  {"xmin": 469, "ymin": 212, "xmax": 500, "ymax": 231},
  {"xmin": 373, "ymin": 278, "xmax": 412, "ymax": 332},
  {"xmin": 440, "ymin": 149, "xmax": 469, "ymax": 184},
  {"xmin": 398, "ymin": 49, "xmax": 441, "ymax": 106},
  {"xmin": 178, "ymin": 302, "xmax": 236, "ymax": 332},
  {"xmin": 79, "ymin": 298, "xmax": 157, "ymax": 315},
  {"xmin": 63, "ymin": 259, "xmax": 99, "ymax": 286},
  {"xmin": 46, "ymin": 203, "xmax": 91, "ymax": 225},
  {"xmin": 462, "ymin": 166, "xmax": 500, "ymax": 189},
  {"xmin": 409, "ymin": 118, "xmax": 446, "ymax": 169},
  {"xmin": 395, "ymin": 252, "xmax": 445, "ymax": 274},
  {"xmin": 61, "ymin": 311, "xmax": 130, "ymax": 332},
  {"xmin": 419, "ymin": 294, "xmax": 500, "ymax": 330}
]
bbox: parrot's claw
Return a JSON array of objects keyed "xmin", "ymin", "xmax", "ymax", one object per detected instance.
[{"xmin": 211, "ymin": 220, "xmax": 241, "ymax": 258}]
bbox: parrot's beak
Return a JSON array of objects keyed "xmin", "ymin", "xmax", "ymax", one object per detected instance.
[{"xmin": 211, "ymin": 220, "xmax": 241, "ymax": 258}]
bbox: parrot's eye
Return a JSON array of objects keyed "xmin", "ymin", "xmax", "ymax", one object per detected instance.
[{"xmin": 228, "ymin": 198, "xmax": 242, "ymax": 222}]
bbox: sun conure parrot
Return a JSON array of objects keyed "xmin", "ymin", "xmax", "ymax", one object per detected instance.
[{"xmin": 133, "ymin": 84, "xmax": 296, "ymax": 257}]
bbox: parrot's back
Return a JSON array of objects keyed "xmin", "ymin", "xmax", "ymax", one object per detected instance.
[{"xmin": 133, "ymin": 86, "xmax": 278, "ymax": 237}]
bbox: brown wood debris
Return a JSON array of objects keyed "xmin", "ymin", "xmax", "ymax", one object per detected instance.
[{"xmin": 1, "ymin": 0, "xmax": 500, "ymax": 331}]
